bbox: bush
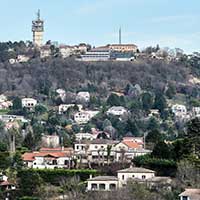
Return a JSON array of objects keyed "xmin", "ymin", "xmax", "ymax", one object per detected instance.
[
  {"xmin": 18, "ymin": 169, "xmax": 98, "ymax": 185},
  {"xmin": 133, "ymin": 155, "xmax": 177, "ymax": 176}
]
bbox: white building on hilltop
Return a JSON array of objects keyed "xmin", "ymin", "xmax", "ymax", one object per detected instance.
[
  {"xmin": 22, "ymin": 98, "xmax": 37, "ymax": 110},
  {"xmin": 58, "ymin": 104, "xmax": 83, "ymax": 114},
  {"xmin": 76, "ymin": 92, "xmax": 90, "ymax": 102},
  {"xmin": 74, "ymin": 110, "xmax": 99, "ymax": 124},
  {"xmin": 107, "ymin": 106, "xmax": 127, "ymax": 116},
  {"xmin": 171, "ymin": 104, "xmax": 187, "ymax": 117}
]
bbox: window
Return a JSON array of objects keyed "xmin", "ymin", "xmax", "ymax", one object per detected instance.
[
  {"xmin": 99, "ymin": 184, "xmax": 106, "ymax": 190},
  {"xmin": 91, "ymin": 184, "xmax": 97, "ymax": 190},
  {"xmin": 122, "ymin": 175, "xmax": 124, "ymax": 180},
  {"xmin": 109, "ymin": 184, "xmax": 116, "ymax": 190},
  {"xmin": 182, "ymin": 197, "xmax": 188, "ymax": 200},
  {"xmin": 142, "ymin": 175, "xmax": 146, "ymax": 179},
  {"xmin": 132, "ymin": 175, "xmax": 135, "ymax": 178}
]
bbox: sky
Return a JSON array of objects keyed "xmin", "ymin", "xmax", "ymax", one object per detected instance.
[{"xmin": 0, "ymin": 0, "xmax": 200, "ymax": 53}]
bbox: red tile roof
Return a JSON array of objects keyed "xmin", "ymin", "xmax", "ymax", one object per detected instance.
[
  {"xmin": 22, "ymin": 151, "xmax": 73, "ymax": 161},
  {"xmin": 122, "ymin": 141, "xmax": 140, "ymax": 149}
]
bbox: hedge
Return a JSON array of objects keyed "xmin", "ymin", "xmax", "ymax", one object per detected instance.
[
  {"xmin": 133, "ymin": 155, "xmax": 177, "ymax": 176},
  {"xmin": 18, "ymin": 169, "xmax": 98, "ymax": 185}
]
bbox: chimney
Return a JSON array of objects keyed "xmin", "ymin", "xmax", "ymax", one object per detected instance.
[{"xmin": 89, "ymin": 174, "xmax": 93, "ymax": 179}]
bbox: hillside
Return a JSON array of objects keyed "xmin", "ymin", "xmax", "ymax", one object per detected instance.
[{"xmin": 0, "ymin": 57, "xmax": 198, "ymax": 97}]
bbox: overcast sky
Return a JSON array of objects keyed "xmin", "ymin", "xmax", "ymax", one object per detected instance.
[{"xmin": 0, "ymin": 0, "xmax": 200, "ymax": 53}]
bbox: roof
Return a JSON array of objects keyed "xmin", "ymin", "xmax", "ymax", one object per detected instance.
[
  {"xmin": 88, "ymin": 176, "xmax": 118, "ymax": 181},
  {"xmin": 179, "ymin": 189, "xmax": 200, "ymax": 199},
  {"xmin": 117, "ymin": 167, "xmax": 155, "ymax": 174},
  {"xmin": 22, "ymin": 151, "xmax": 73, "ymax": 161},
  {"xmin": 110, "ymin": 44, "xmax": 137, "ymax": 47},
  {"xmin": 0, "ymin": 180, "xmax": 14, "ymax": 186},
  {"xmin": 77, "ymin": 139, "xmax": 118, "ymax": 145},
  {"xmin": 122, "ymin": 141, "xmax": 141, "ymax": 149}
]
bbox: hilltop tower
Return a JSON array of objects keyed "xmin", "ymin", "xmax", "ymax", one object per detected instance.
[
  {"xmin": 119, "ymin": 27, "xmax": 122, "ymax": 44},
  {"xmin": 32, "ymin": 10, "xmax": 44, "ymax": 47}
]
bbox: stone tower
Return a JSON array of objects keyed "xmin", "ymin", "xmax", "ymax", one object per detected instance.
[{"xmin": 32, "ymin": 10, "xmax": 44, "ymax": 47}]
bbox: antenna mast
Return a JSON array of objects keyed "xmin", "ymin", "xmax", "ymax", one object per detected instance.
[{"xmin": 119, "ymin": 27, "xmax": 122, "ymax": 44}]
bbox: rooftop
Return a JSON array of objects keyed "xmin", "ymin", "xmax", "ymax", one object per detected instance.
[
  {"xmin": 179, "ymin": 189, "xmax": 200, "ymax": 199},
  {"xmin": 117, "ymin": 167, "xmax": 155, "ymax": 174},
  {"xmin": 88, "ymin": 176, "xmax": 118, "ymax": 181}
]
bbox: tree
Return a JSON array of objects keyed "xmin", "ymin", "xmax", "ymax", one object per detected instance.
[
  {"xmin": 154, "ymin": 93, "xmax": 167, "ymax": 113},
  {"xmin": 186, "ymin": 117, "xmax": 200, "ymax": 157},
  {"xmin": 152, "ymin": 141, "xmax": 172, "ymax": 159},
  {"xmin": 147, "ymin": 117, "xmax": 159, "ymax": 131},
  {"xmin": 107, "ymin": 93, "xmax": 124, "ymax": 106},
  {"xmin": 165, "ymin": 84, "xmax": 176, "ymax": 99},
  {"xmin": 146, "ymin": 129, "xmax": 163, "ymax": 144},
  {"xmin": 35, "ymin": 104, "xmax": 47, "ymax": 115},
  {"xmin": 12, "ymin": 97, "xmax": 22, "ymax": 110},
  {"xmin": 23, "ymin": 132, "xmax": 35, "ymax": 150},
  {"xmin": 142, "ymin": 92, "xmax": 154, "ymax": 111}
]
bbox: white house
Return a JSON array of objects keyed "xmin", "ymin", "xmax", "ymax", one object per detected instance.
[
  {"xmin": 191, "ymin": 107, "xmax": 200, "ymax": 118},
  {"xmin": 22, "ymin": 98, "xmax": 37, "ymax": 110},
  {"xmin": 74, "ymin": 111, "xmax": 99, "ymax": 124},
  {"xmin": 106, "ymin": 106, "xmax": 127, "ymax": 116},
  {"xmin": 87, "ymin": 166, "xmax": 172, "ymax": 192},
  {"xmin": 0, "ymin": 115, "xmax": 28, "ymax": 123},
  {"xmin": 17, "ymin": 55, "xmax": 30, "ymax": 63},
  {"xmin": 0, "ymin": 173, "xmax": 16, "ymax": 193},
  {"xmin": 76, "ymin": 92, "xmax": 90, "ymax": 102},
  {"xmin": 87, "ymin": 176, "xmax": 119, "ymax": 191},
  {"xmin": 74, "ymin": 139, "xmax": 118, "ymax": 164},
  {"xmin": 114, "ymin": 140, "xmax": 150, "ymax": 162},
  {"xmin": 58, "ymin": 104, "xmax": 83, "ymax": 114},
  {"xmin": 75, "ymin": 132, "xmax": 94, "ymax": 141},
  {"xmin": 22, "ymin": 148, "xmax": 74, "ymax": 169},
  {"xmin": 59, "ymin": 45, "xmax": 72, "ymax": 58},
  {"xmin": 179, "ymin": 188, "xmax": 200, "ymax": 200},
  {"xmin": 172, "ymin": 104, "xmax": 187, "ymax": 117},
  {"xmin": 117, "ymin": 167, "xmax": 155, "ymax": 187},
  {"xmin": 80, "ymin": 48, "xmax": 110, "ymax": 61},
  {"xmin": 56, "ymin": 89, "xmax": 66, "ymax": 102},
  {"xmin": 40, "ymin": 45, "xmax": 51, "ymax": 58}
]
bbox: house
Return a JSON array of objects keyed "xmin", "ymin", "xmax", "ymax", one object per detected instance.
[
  {"xmin": 0, "ymin": 115, "xmax": 28, "ymax": 123},
  {"xmin": 0, "ymin": 101, "xmax": 12, "ymax": 110},
  {"xmin": 0, "ymin": 173, "xmax": 16, "ymax": 200},
  {"xmin": 87, "ymin": 166, "xmax": 171, "ymax": 192},
  {"xmin": 114, "ymin": 139, "xmax": 150, "ymax": 162},
  {"xmin": 0, "ymin": 95, "xmax": 12, "ymax": 110},
  {"xmin": 76, "ymin": 92, "xmax": 90, "ymax": 102},
  {"xmin": 80, "ymin": 47, "xmax": 111, "ymax": 61},
  {"xmin": 41, "ymin": 135, "xmax": 60, "ymax": 148},
  {"xmin": 22, "ymin": 98, "xmax": 37, "ymax": 110},
  {"xmin": 40, "ymin": 45, "xmax": 51, "ymax": 58},
  {"xmin": 117, "ymin": 167, "xmax": 155, "ymax": 187},
  {"xmin": 108, "ymin": 44, "xmax": 138, "ymax": 53},
  {"xmin": 148, "ymin": 109, "xmax": 160, "ymax": 118},
  {"xmin": 74, "ymin": 111, "xmax": 99, "ymax": 124},
  {"xmin": 58, "ymin": 104, "xmax": 83, "ymax": 114},
  {"xmin": 179, "ymin": 188, "xmax": 200, "ymax": 200},
  {"xmin": 191, "ymin": 107, "xmax": 200, "ymax": 118},
  {"xmin": 59, "ymin": 45, "xmax": 72, "ymax": 58},
  {"xmin": 56, "ymin": 89, "xmax": 66, "ymax": 102},
  {"xmin": 75, "ymin": 132, "xmax": 94, "ymax": 141},
  {"xmin": 74, "ymin": 139, "xmax": 118, "ymax": 164},
  {"xmin": 106, "ymin": 106, "xmax": 127, "ymax": 116},
  {"xmin": 171, "ymin": 104, "xmax": 187, "ymax": 117},
  {"xmin": 87, "ymin": 176, "xmax": 119, "ymax": 191},
  {"xmin": 78, "ymin": 43, "xmax": 88, "ymax": 54},
  {"xmin": 17, "ymin": 55, "xmax": 30, "ymax": 63},
  {"xmin": 22, "ymin": 147, "xmax": 74, "ymax": 169}
]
